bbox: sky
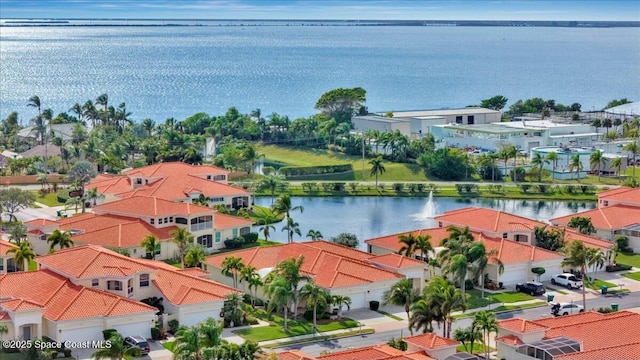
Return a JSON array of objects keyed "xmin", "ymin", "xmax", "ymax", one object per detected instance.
[{"xmin": 0, "ymin": 0, "xmax": 639, "ymax": 21}]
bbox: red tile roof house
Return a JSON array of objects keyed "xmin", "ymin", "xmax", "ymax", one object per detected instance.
[
  {"xmin": 84, "ymin": 162, "xmax": 252, "ymax": 210},
  {"xmin": 0, "ymin": 245, "xmax": 238, "ymax": 344},
  {"xmin": 206, "ymin": 241, "xmax": 426, "ymax": 310},
  {"xmin": 495, "ymin": 310, "xmax": 640, "ymax": 360},
  {"xmin": 24, "ymin": 196, "xmax": 254, "ymax": 258},
  {"xmin": 550, "ymin": 205, "xmax": 640, "ymax": 252},
  {"xmin": 0, "ymin": 240, "xmax": 18, "ymax": 273},
  {"xmin": 365, "ymin": 227, "xmax": 565, "ymax": 287},
  {"xmin": 597, "ymin": 186, "xmax": 640, "ymax": 209}
]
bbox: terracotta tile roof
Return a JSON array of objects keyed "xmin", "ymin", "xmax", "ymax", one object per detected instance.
[
  {"xmin": 0, "ymin": 270, "xmax": 68, "ymax": 306},
  {"xmin": 274, "ymin": 350, "xmax": 316, "ymax": 360},
  {"xmin": 0, "ymin": 298, "xmax": 42, "ymax": 311},
  {"xmin": 72, "ymin": 220, "xmax": 177, "ymax": 248},
  {"xmin": 58, "ymin": 213, "xmax": 137, "ymax": 233},
  {"xmin": 365, "ymin": 228, "xmax": 453, "ymax": 252},
  {"xmin": 403, "ymin": 332, "xmax": 460, "ymax": 349},
  {"xmin": 85, "ymin": 174, "xmax": 133, "ymax": 195},
  {"xmin": 368, "ymin": 254, "xmax": 426, "ymax": 269},
  {"xmin": 117, "ymin": 174, "xmax": 250, "ymax": 200},
  {"xmin": 0, "ymin": 311, "xmax": 10, "ymax": 321},
  {"xmin": 498, "ymin": 318, "xmax": 548, "ymax": 333},
  {"xmin": 481, "ymin": 236, "xmax": 563, "ymax": 264},
  {"xmin": 495, "ymin": 334, "xmax": 524, "ymax": 346},
  {"xmin": 27, "ymin": 229, "xmax": 44, "ymax": 235},
  {"xmin": 0, "ymin": 240, "xmax": 18, "ymax": 255},
  {"xmin": 152, "ymin": 267, "xmax": 237, "ymax": 305},
  {"xmin": 434, "ymin": 207, "xmax": 546, "ymax": 233},
  {"xmin": 303, "ymin": 240, "xmax": 374, "ymax": 261},
  {"xmin": 124, "ymin": 162, "xmax": 227, "ymax": 178},
  {"xmin": 214, "ymin": 212, "xmax": 254, "ymax": 230},
  {"xmin": 556, "ymin": 342, "xmax": 640, "ymax": 360},
  {"xmin": 598, "ymin": 187, "xmax": 640, "ymax": 206},
  {"xmin": 318, "ymin": 345, "xmax": 433, "ymax": 360},
  {"xmin": 560, "ymin": 227, "xmax": 612, "ymax": 250},
  {"xmin": 178, "ymin": 268, "xmax": 210, "ymax": 277},
  {"xmin": 24, "ymin": 218, "xmax": 58, "ymax": 227},
  {"xmin": 95, "ymin": 196, "xmax": 214, "ymax": 217},
  {"xmin": 206, "ymin": 242, "xmax": 402, "ymax": 289},
  {"xmin": 550, "ymin": 205, "xmax": 640, "ymax": 229}
]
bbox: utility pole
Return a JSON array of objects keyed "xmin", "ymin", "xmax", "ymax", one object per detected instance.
[{"xmin": 362, "ymin": 135, "xmax": 365, "ymax": 180}]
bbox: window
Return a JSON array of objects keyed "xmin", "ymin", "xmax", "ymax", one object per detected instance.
[
  {"xmin": 455, "ymin": 116, "xmax": 463, "ymax": 124},
  {"xmin": 197, "ymin": 234, "xmax": 213, "ymax": 248},
  {"xmin": 107, "ymin": 280, "xmax": 123, "ymax": 291},
  {"xmin": 139, "ymin": 274, "xmax": 150, "ymax": 287},
  {"xmin": 164, "ymin": 217, "xmax": 168, "ymax": 223},
  {"xmin": 215, "ymin": 232, "xmax": 221, "ymax": 243},
  {"xmin": 136, "ymin": 178, "xmax": 142, "ymax": 185},
  {"xmin": 502, "ymin": 233, "xmax": 508, "ymax": 239},
  {"xmin": 604, "ymin": 201, "xmax": 609, "ymax": 206},
  {"xmin": 207, "ymin": 175, "xmax": 212, "ymax": 180},
  {"xmin": 438, "ymin": 222, "xmax": 443, "ymax": 227},
  {"xmin": 176, "ymin": 217, "xmax": 188, "ymax": 225},
  {"xmin": 515, "ymin": 234, "xmax": 528, "ymax": 242},
  {"xmin": 0, "ymin": 261, "xmax": 3, "ymax": 271},
  {"xmin": 159, "ymin": 218, "xmax": 163, "ymax": 225},
  {"xmin": 232, "ymin": 229, "xmax": 238, "ymax": 238},
  {"xmin": 150, "ymin": 219, "xmax": 155, "ymax": 225},
  {"xmin": 467, "ymin": 115, "xmax": 475, "ymax": 125},
  {"xmin": 169, "ymin": 217, "xmax": 173, "ymax": 223},
  {"xmin": 128, "ymin": 279, "xmax": 134, "ymax": 297},
  {"xmin": 211, "ymin": 197, "xmax": 224, "ymax": 202},
  {"xmin": 213, "ymin": 175, "xmax": 226, "ymax": 181},
  {"xmin": 92, "ymin": 279, "xmax": 99, "ymax": 287},
  {"xmin": 190, "ymin": 216, "xmax": 213, "ymax": 231}
]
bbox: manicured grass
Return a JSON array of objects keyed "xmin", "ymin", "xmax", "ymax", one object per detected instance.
[
  {"xmin": 161, "ymin": 341, "xmax": 175, "ymax": 352},
  {"xmin": 622, "ymin": 272, "xmax": 640, "ymax": 281},
  {"xmin": 261, "ymin": 328, "xmax": 375, "ymax": 349},
  {"xmin": 32, "ymin": 191, "xmax": 64, "ymax": 207},
  {"xmin": 616, "ymin": 252, "xmax": 640, "ymax": 268},
  {"xmin": 456, "ymin": 343, "xmax": 493, "ymax": 353},
  {"xmin": 28, "ymin": 259, "xmax": 38, "ymax": 271},
  {"xmin": 453, "ymin": 301, "xmax": 547, "ymax": 320},
  {"xmin": 466, "ymin": 290, "xmax": 535, "ymax": 309},
  {"xmin": 233, "ymin": 315, "xmax": 358, "ymax": 342},
  {"xmin": 545, "ymin": 286, "xmax": 568, "ymax": 295},
  {"xmin": 585, "ymin": 278, "xmax": 617, "ymax": 291},
  {"xmin": 376, "ymin": 310, "xmax": 404, "ymax": 321}
]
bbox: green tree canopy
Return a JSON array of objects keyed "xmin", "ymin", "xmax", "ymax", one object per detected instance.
[
  {"xmin": 314, "ymin": 87, "xmax": 366, "ymax": 123},
  {"xmin": 479, "ymin": 95, "xmax": 508, "ymax": 111}
]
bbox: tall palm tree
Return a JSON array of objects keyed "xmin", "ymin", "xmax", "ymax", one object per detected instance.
[
  {"xmin": 383, "ymin": 278, "xmax": 419, "ymax": 335},
  {"xmin": 442, "ymin": 254, "xmax": 470, "ymax": 300},
  {"xmin": 173, "ymin": 318, "xmax": 224, "ymax": 360},
  {"xmin": 273, "ymin": 194, "xmax": 304, "ymax": 243},
  {"xmin": 140, "ymin": 234, "xmax": 159, "ymax": 260},
  {"xmin": 240, "ymin": 265, "xmax": 263, "ymax": 308},
  {"xmin": 331, "ymin": 295, "xmax": 351, "ymax": 319},
  {"xmin": 170, "ymin": 228, "xmax": 193, "ymax": 268},
  {"xmin": 589, "ymin": 150, "xmax": 606, "ymax": 181},
  {"xmin": 611, "ymin": 156, "xmax": 623, "ymax": 181},
  {"xmin": 546, "ymin": 151, "xmax": 559, "ymax": 182},
  {"xmin": 474, "ymin": 247, "xmax": 504, "ymax": 298},
  {"xmin": 7, "ymin": 241, "xmax": 35, "ymax": 272},
  {"xmin": 409, "ymin": 298, "xmax": 438, "ymax": 334},
  {"xmin": 85, "ymin": 187, "xmax": 105, "ymax": 206},
  {"xmin": 530, "ymin": 152, "xmax": 549, "ymax": 182},
  {"xmin": 258, "ymin": 175, "xmax": 288, "ymax": 205},
  {"xmin": 142, "ymin": 118, "xmax": 155, "ymax": 137},
  {"xmin": 46, "ymin": 229, "xmax": 74, "ymax": 253},
  {"xmin": 300, "ymin": 282, "xmax": 329, "ymax": 333},
  {"xmin": 585, "ymin": 248, "xmax": 606, "ymax": 281},
  {"xmin": 623, "ymin": 142, "xmax": 639, "ymax": 179},
  {"xmin": 27, "ymin": 95, "xmax": 42, "ymax": 116},
  {"xmin": 561, "ymin": 240, "xmax": 589, "ymax": 309},
  {"xmin": 425, "ymin": 276, "xmax": 466, "ymax": 338},
  {"xmin": 498, "ymin": 144, "xmax": 516, "ymax": 179},
  {"xmin": 415, "ymin": 234, "xmax": 433, "ymax": 262},
  {"xmin": 473, "ymin": 310, "xmax": 498, "ymax": 360},
  {"xmin": 223, "ymin": 293, "xmax": 245, "ymax": 327},
  {"xmin": 259, "ymin": 222, "xmax": 276, "ymax": 243},
  {"xmin": 453, "ymin": 324, "xmax": 482, "ymax": 355},
  {"xmin": 398, "ymin": 232, "xmax": 417, "ymax": 257},
  {"xmin": 306, "ymin": 229, "xmax": 323, "ymax": 240},
  {"xmin": 369, "ymin": 155, "xmax": 386, "ymax": 186},
  {"xmin": 185, "ymin": 245, "xmax": 206, "ymax": 268},
  {"xmin": 92, "ymin": 332, "xmax": 140, "ymax": 360},
  {"xmin": 265, "ymin": 276, "xmax": 295, "ymax": 331},
  {"xmin": 281, "ymin": 217, "xmax": 302, "ymax": 243},
  {"xmin": 569, "ymin": 153, "xmax": 583, "ymax": 181},
  {"xmin": 96, "ymin": 93, "xmax": 109, "ymax": 126},
  {"xmin": 222, "ymin": 256, "xmax": 245, "ymax": 289},
  {"xmin": 270, "ymin": 256, "xmax": 311, "ymax": 320}
]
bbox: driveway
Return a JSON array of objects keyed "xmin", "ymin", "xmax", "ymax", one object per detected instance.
[{"xmin": 72, "ymin": 340, "xmax": 172, "ymax": 360}]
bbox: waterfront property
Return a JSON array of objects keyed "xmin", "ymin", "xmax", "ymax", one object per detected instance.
[
  {"xmin": 0, "ymin": 245, "xmax": 238, "ymax": 343},
  {"xmin": 24, "ymin": 196, "xmax": 253, "ymax": 257},
  {"xmin": 496, "ymin": 311, "xmax": 640, "ymax": 360},
  {"xmin": 598, "ymin": 186, "xmax": 640, "ymax": 208},
  {"xmin": 85, "ymin": 162, "xmax": 251, "ymax": 210},
  {"xmin": 205, "ymin": 240, "xmax": 425, "ymax": 309}
]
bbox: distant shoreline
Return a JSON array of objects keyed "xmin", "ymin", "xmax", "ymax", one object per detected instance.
[{"xmin": 1, "ymin": 19, "xmax": 639, "ymax": 28}]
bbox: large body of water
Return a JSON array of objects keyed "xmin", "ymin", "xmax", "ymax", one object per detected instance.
[
  {"xmin": 1, "ymin": 25, "xmax": 639, "ymax": 122},
  {"xmin": 252, "ymin": 196, "xmax": 595, "ymax": 251}
]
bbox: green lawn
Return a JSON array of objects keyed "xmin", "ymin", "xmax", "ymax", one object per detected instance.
[
  {"xmin": 466, "ymin": 290, "xmax": 534, "ymax": 309},
  {"xmin": 376, "ymin": 310, "xmax": 404, "ymax": 321},
  {"xmin": 232, "ymin": 315, "xmax": 358, "ymax": 342},
  {"xmin": 28, "ymin": 259, "xmax": 38, "ymax": 271},
  {"xmin": 491, "ymin": 301, "xmax": 547, "ymax": 312},
  {"xmin": 161, "ymin": 341, "xmax": 174, "ymax": 352},
  {"xmin": 31, "ymin": 190, "xmax": 64, "ymax": 207},
  {"xmin": 623, "ymin": 272, "xmax": 640, "ymax": 281},
  {"xmin": 585, "ymin": 278, "xmax": 617, "ymax": 291},
  {"xmin": 616, "ymin": 252, "xmax": 640, "ymax": 268},
  {"xmin": 545, "ymin": 286, "xmax": 568, "ymax": 295},
  {"xmin": 456, "ymin": 343, "xmax": 493, "ymax": 353}
]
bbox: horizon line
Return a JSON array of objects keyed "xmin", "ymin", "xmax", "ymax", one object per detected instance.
[{"xmin": 2, "ymin": 18, "xmax": 639, "ymax": 23}]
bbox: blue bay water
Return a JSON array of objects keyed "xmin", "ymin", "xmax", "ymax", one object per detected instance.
[{"xmin": 1, "ymin": 25, "xmax": 639, "ymax": 122}]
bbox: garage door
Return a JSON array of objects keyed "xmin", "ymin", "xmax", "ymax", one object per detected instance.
[
  {"xmin": 500, "ymin": 268, "xmax": 529, "ymax": 287},
  {"xmin": 368, "ymin": 288, "xmax": 386, "ymax": 304},
  {"xmin": 182, "ymin": 311, "xmax": 211, "ymax": 327},
  {"xmin": 112, "ymin": 322, "xmax": 151, "ymax": 339},
  {"xmin": 59, "ymin": 325, "xmax": 103, "ymax": 343},
  {"xmin": 539, "ymin": 265, "xmax": 563, "ymax": 282},
  {"xmin": 346, "ymin": 293, "xmax": 366, "ymax": 309}
]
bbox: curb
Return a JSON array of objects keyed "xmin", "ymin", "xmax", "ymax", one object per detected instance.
[
  {"xmin": 264, "ymin": 329, "xmax": 376, "ymax": 349},
  {"xmin": 453, "ymin": 302, "xmax": 549, "ymax": 320}
]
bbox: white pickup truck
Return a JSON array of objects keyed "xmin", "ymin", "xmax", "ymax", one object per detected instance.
[{"xmin": 551, "ymin": 273, "xmax": 583, "ymax": 289}]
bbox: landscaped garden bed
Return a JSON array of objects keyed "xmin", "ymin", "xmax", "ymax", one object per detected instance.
[{"xmin": 232, "ymin": 313, "xmax": 358, "ymax": 342}]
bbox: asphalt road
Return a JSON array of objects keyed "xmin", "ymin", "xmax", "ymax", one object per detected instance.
[{"xmin": 276, "ymin": 291, "xmax": 640, "ymax": 356}]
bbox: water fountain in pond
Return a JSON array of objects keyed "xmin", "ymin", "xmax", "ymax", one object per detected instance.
[{"xmin": 412, "ymin": 191, "xmax": 439, "ymax": 222}]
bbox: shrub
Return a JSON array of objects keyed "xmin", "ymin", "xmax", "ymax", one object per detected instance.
[
  {"xmin": 241, "ymin": 232, "xmax": 258, "ymax": 244},
  {"xmin": 63, "ymin": 349, "xmax": 72, "ymax": 357},
  {"xmin": 369, "ymin": 300, "xmax": 380, "ymax": 311},
  {"xmin": 464, "ymin": 279, "xmax": 475, "ymax": 290},
  {"xmin": 416, "ymin": 183, "xmax": 425, "ymax": 192},
  {"xmin": 279, "ymin": 164, "xmax": 353, "ymax": 178},
  {"xmin": 518, "ymin": 184, "xmax": 531, "ymax": 193},
  {"xmin": 393, "ymin": 183, "xmax": 404, "ymax": 191},
  {"xmin": 321, "ymin": 183, "xmax": 333, "ymax": 192},
  {"xmin": 245, "ymin": 315, "xmax": 259, "ymax": 325},
  {"xmin": 596, "ymin": 307, "xmax": 617, "ymax": 314},
  {"xmin": 224, "ymin": 238, "xmax": 243, "ymax": 249},
  {"xmin": 564, "ymin": 185, "xmax": 576, "ymax": 194},
  {"xmin": 537, "ymin": 184, "xmax": 550, "ymax": 194},
  {"xmin": 464, "ymin": 184, "xmax": 478, "ymax": 193},
  {"xmin": 615, "ymin": 236, "xmax": 631, "ymax": 253},
  {"xmin": 56, "ymin": 189, "xmax": 71, "ymax": 203},
  {"xmin": 407, "ymin": 183, "xmax": 417, "ymax": 192},
  {"xmin": 151, "ymin": 327, "xmax": 161, "ymax": 340},
  {"xmin": 103, "ymin": 329, "xmax": 118, "ymax": 340},
  {"xmin": 168, "ymin": 319, "xmax": 180, "ymax": 334},
  {"xmin": 262, "ymin": 166, "xmax": 275, "ymax": 176},
  {"xmin": 455, "ymin": 184, "xmax": 465, "ymax": 194},
  {"xmin": 510, "ymin": 167, "xmax": 526, "ymax": 182},
  {"xmin": 333, "ymin": 182, "xmax": 346, "ymax": 191},
  {"xmin": 606, "ymin": 264, "xmax": 632, "ymax": 272},
  {"xmin": 330, "ymin": 233, "xmax": 359, "ymax": 248},
  {"xmin": 531, "ymin": 267, "xmax": 546, "ymax": 281}
]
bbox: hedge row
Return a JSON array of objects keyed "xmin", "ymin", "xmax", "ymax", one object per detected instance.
[{"xmin": 279, "ymin": 164, "xmax": 353, "ymax": 177}]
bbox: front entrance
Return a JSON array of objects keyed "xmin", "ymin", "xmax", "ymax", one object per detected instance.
[{"xmin": 22, "ymin": 325, "xmax": 31, "ymax": 340}]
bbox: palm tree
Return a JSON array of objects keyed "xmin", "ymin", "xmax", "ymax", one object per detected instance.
[
  {"xmin": 270, "ymin": 256, "xmax": 312, "ymax": 320},
  {"xmin": 140, "ymin": 234, "xmax": 159, "ymax": 260},
  {"xmin": 223, "ymin": 293, "xmax": 245, "ymax": 327},
  {"xmin": 611, "ymin": 156, "xmax": 623, "ymax": 181},
  {"xmin": 240, "ymin": 265, "xmax": 263, "ymax": 308},
  {"xmin": 586, "ymin": 248, "xmax": 606, "ymax": 281},
  {"xmin": 498, "ymin": 144, "xmax": 516, "ymax": 179},
  {"xmin": 173, "ymin": 318, "xmax": 224, "ymax": 360},
  {"xmin": 258, "ymin": 175, "xmax": 288, "ymax": 205},
  {"xmin": 425, "ymin": 276, "xmax": 466, "ymax": 338},
  {"xmin": 7, "ymin": 241, "xmax": 35, "ymax": 271},
  {"xmin": 85, "ymin": 187, "xmax": 104, "ymax": 206},
  {"xmin": 589, "ymin": 150, "xmax": 606, "ymax": 181},
  {"xmin": 569, "ymin": 153, "xmax": 583, "ymax": 181},
  {"xmin": 475, "ymin": 247, "xmax": 504, "ymax": 298},
  {"xmin": 473, "ymin": 310, "xmax": 498, "ymax": 360},
  {"xmin": 273, "ymin": 194, "xmax": 304, "ymax": 243},
  {"xmin": 369, "ymin": 155, "xmax": 385, "ymax": 186},
  {"xmin": 170, "ymin": 228, "xmax": 193, "ymax": 268},
  {"xmin": 415, "ymin": 234, "xmax": 433, "ymax": 262},
  {"xmin": 27, "ymin": 95, "xmax": 42, "ymax": 116},
  {"xmin": 92, "ymin": 332, "xmax": 140, "ymax": 360},
  {"xmin": 46, "ymin": 229, "xmax": 74, "ymax": 253},
  {"xmin": 530, "ymin": 152, "xmax": 549, "ymax": 182},
  {"xmin": 623, "ymin": 142, "xmax": 639, "ymax": 179},
  {"xmin": 561, "ymin": 240, "xmax": 589, "ymax": 309},
  {"xmin": 221, "ymin": 256, "xmax": 245, "ymax": 289},
  {"xmin": 383, "ymin": 279, "xmax": 419, "ymax": 335},
  {"xmin": 306, "ymin": 229, "xmax": 323, "ymax": 240},
  {"xmin": 442, "ymin": 253, "xmax": 470, "ymax": 301},
  {"xmin": 142, "ymin": 118, "xmax": 155, "ymax": 137},
  {"xmin": 546, "ymin": 151, "xmax": 559, "ymax": 182},
  {"xmin": 281, "ymin": 217, "xmax": 302, "ymax": 243},
  {"xmin": 453, "ymin": 324, "xmax": 482, "ymax": 355},
  {"xmin": 300, "ymin": 282, "xmax": 329, "ymax": 333},
  {"xmin": 185, "ymin": 245, "xmax": 206, "ymax": 268},
  {"xmin": 409, "ymin": 298, "xmax": 438, "ymax": 334},
  {"xmin": 398, "ymin": 232, "xmax": 417, "ymax": 257},
  {"xmin": 259, "ymin": 222, "xmax": 276, "ymax": 242},
  {"xmin": 331, "ymin": 295, "xmax": 351, "ymax": 319},
  {"xmin": 567, "ymin": 216, "xmax": 596, "ymax": 235},
  {"xmin": 265, "ymin": 276, "xmax": 295, "ymax": 331},
  {"xmin": 96, "ymin": 93, "xmax": 109, "ymax": 126}
]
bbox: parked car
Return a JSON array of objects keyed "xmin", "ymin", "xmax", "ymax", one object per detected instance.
[
  {"xmin": 551, "ymin": 302, "xmax": 585, "ymax": 316},
  {"xmin": 515, "ymin": 281, "xmax": 546, "ymax": 296},
  {"xmin": 551, "ymin": 273, "xmax": 583, "ymax": 289},
  {"xmin": 124, "ymin": 336, "xmax": 150, "ymax": 355}
]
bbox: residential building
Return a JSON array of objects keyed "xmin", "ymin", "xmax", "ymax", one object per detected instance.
[
  {"xmin": 365, "ymin": 227, "xmax": 565, "ymax": 286},
  {"xmin": 206, "ymin": 241, "xmax": 426, "ymax": 309},
  {"xmin": 496, "ymin": 311, "xmax": 640, "ymax": 360},
  {"xmin": 530, "ymin": 146, "xmax": 611, "ymax": 180},
  {"xmin": 17, "ymin": 123, "xmax": 83, "ymax": 144},
  {"xmin": 19, "ymin": 144, "xmax": 62, "ymax": 159},
  {"xmin": 85, "ymin": 162, "xmax": 251, "ymax": 210},
  {"xmin": 384, "ymin": 108, "xmax": 502, "ymax": 125},
  {"xmin": 24, "ymin": 196, "xmax": 254, "ymax": 257},
  {"xmin": 0, "ymin": 240, "xmax": 18, "ymax": 273},
  {"xmin": 0, "ymin": 245, "xmax": 237, "ymax": 343},
  {"xmin": 550, "ymin": 205, "xmax": 640, "ymax": 252},
  {"xmin": 433, "ymin": 207, "xmax": 547, "ymax": 245},
  {"xmin": 597, "ymin": 187, "xmax": 640, "ymax": 208},
  {"xmin": 352, "ymin": 115, "xmax": 446, "ymax": 139}
]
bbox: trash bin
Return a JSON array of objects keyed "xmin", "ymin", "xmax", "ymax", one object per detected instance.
[
  {"xmin": 547, "ymin": 294, "xmax": 555, "ymax": 302},
  {"xmin": 611, "ymin": 303, "xmax": 619, "ymax": 311},
  {"xmin": 601, "ymin": 285, "xmax": 608, "ymax": 294}
]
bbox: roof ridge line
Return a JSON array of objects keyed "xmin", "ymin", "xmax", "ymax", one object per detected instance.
[{"xmin": 53, "ymin": 285, "xmax": 85, "ymax": 321}]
